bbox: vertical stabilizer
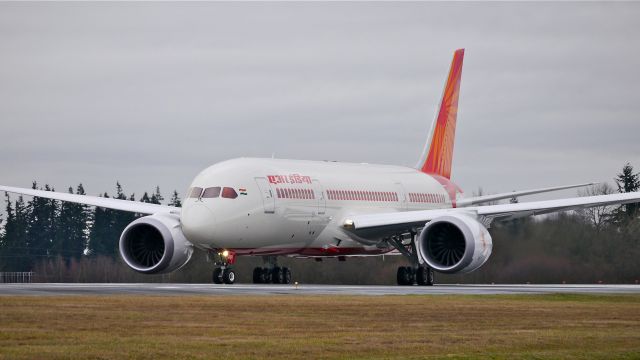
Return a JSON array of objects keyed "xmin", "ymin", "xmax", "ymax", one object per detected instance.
[{"xmin": 416, "ymin": 49, "xmax": 464, "ymax": 179}]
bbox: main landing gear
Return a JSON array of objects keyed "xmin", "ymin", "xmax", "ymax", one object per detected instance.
[
  {"xmin": 389, "ymin": 231, "xmax": 435, "ymax": 286},
  {"xmin": 397, "ymin": 266, "xmax": 434, "ymax": 286},
  {"xmin": 211, "ymin": 250, "xmax": 236, "ymax": 285},
  {"xmin": 252, "ymin": 256, "xmax": 292, "ymax": 284}
]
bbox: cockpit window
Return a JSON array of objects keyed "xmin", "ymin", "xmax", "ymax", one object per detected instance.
[
  {"xmin": 188, "ymin": 187, "xmax": 203, "ymax": 198},
  {"xmin": 221, "ymin": 187, "xmax": 238, "ymax": 199},
  {"xmin": 202, "ymin": 187, "xmax": 221, "ymax": 198}
]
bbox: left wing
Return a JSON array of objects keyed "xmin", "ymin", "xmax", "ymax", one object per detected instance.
[
  {"xmin": 344, "ymin": 191, "xmax": 640, "ymax": 233},
  {"xmin": 0, "ymin": 185, "xmax": 179, "ymax": 215}
]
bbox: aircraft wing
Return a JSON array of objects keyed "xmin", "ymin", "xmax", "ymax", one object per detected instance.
[
  {"xmin": 0, "ymin": 185, "xmax": 179, "ymax": 215},
  {"xmin": 345, "ymin": 191, "xmax": 640, "ymax": 232},
  {"xmin": 456, "ymin": 182, "xmax": 597, "ymax": 207}
]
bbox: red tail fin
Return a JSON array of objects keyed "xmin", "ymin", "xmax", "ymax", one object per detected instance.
[{"xmin": 417, "ymin": 49, "xmax": 464, "ymax": 179}]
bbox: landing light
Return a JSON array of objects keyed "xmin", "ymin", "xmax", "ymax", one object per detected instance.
[
  {"xmin": 343, "ymin": 219, "xmax": 355, "ymax": 229},
  {"xmin": 222, "ymin": 250, "xmax": 229, "ymax": 257}
]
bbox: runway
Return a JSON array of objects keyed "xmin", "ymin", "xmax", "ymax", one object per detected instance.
[{"xmin": 1, "ymin": 283, "xmax": 639, "ymax": 296}]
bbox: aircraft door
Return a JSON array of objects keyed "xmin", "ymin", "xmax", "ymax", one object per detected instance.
[
  {"xmin": 312, "ymin": 179, "xmax": 326, "ymax": 215},
  {"xmin": 395, "ymin": 182, "xmax": 408, "ymax": 210},
  {"xmin": 254, "ymin": 177, "xmax": 275, "ymax": 213}
]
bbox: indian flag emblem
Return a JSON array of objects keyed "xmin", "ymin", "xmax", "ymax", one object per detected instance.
[{"xmin": 239, "ymin": 188, "xmax": 247, "ymax": 195}]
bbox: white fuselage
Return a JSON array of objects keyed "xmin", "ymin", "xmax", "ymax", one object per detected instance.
[{"xmin": 180, "ymin": 158, "xmax": 456, "ymax": 257}]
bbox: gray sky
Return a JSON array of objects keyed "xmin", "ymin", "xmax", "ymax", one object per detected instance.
[{"xmin": 1, "ymin": 2, "xmax": 639, "ymax": 202}]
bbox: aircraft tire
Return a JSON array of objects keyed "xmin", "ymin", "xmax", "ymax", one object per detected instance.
[
  {"xmin": 416, "ymin": 266, "xmax": 429, "ymax": 286},
  {"xmin": 253, "ymin": 267, "xmax": 263, "ymax": 284},
  {"xmin": 407, "ymin": 267, "xmax": 416, "ymax": 285},
  {"xmin": 272, "ymin": 267, "xmax": 284, "ymax": 284},
  {"xmin": 282, "ymin": 267, "xmax": 292, "ymax": 284},
  {"xmin": 212, "ymin": 268, "xmax": 223, "ymax": 284},
  {"xmin": 397, "ymin": 267, "xmax": 412, "ymax": 286},
  {"xmin": 222, "ymin": 268, "xmax": 236, "ymax": 284},
  {"xmin": 426, "ymin": 267, "xmax": 435, "ymax": 286},
  {"xmin": 261, "ymin": 267, "xmax": 272, "ymax": 283}
]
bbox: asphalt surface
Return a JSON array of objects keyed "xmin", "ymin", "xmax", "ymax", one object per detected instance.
[{"xmin": 0, "ymin": 283, "xmax": 639, "ymax": 296}]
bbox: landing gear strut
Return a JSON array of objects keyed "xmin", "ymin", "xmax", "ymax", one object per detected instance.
[
  {"xmin": 252, "ymin": 256, "xmax": 292, "ymax": 284},
  {"xmin": 211, "ymin": 250, "xmax": 236, "ymax": 285},
  {"xmin": 389, "ymin": 231, "xmax": 435, "ymax": 286}
]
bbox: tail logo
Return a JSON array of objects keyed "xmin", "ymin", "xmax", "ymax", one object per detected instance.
[{"xmin": 418, "ymin": 49, "xmax": 464, "ymax": 179}]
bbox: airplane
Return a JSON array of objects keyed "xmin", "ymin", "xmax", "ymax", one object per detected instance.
[{"xmin": 2, "ymin": 48, "xmax": 640, "ymax": 286}]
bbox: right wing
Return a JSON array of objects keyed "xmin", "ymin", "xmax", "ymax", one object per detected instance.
[
  {"xmin": 456, "ymin": 182, "xmax": 597, "ymax": 207},
  {"xmin": 0, "ymin": 185, "xmax": 179, "ymax": 215}
]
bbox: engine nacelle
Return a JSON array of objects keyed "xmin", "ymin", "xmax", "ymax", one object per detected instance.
[
  {"xmin": 119, "ymin": 214, "xmax": 194, "ymax": 274},
  {"xmin": 417, "ymin": 214, "xmax": 492, "ymax": 274}
]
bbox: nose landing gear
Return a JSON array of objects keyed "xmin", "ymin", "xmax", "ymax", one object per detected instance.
[
  {"xmin": 213, "ymin": 267, "xmax": 236, "ymax": 284},
  {"xmin": 210, "ymin": 249, "xmax": 237, "ymax": 285}
]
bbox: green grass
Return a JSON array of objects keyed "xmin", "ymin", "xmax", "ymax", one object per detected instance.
[{"xmin": 0, "ymin": 294, "xmax": 639, "ymax": 359}]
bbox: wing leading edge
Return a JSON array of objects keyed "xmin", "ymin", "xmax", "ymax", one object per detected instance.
[{"xmin": 0, "ymin": 185, "xmax": 179, "ymax": 215}]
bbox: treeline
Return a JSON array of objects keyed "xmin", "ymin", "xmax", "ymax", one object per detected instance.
[
  {"xmin": 1, "ymin": 165, "xmax": 639, "ymax": 284},
  {"xmin": 0, "ymin": 182, "xmax": 181, "ymax": 272}
]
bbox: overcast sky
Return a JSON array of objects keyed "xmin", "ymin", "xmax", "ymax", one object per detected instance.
[{"xmin": 1, "ymin": 2, "xmax": 639, "ymax": 202}]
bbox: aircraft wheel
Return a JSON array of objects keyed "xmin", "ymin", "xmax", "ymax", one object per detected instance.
[
  {"xmin": 261, "ymin": 267, "xmax": 272, "ymax": 283},
  {"xmin": 407, "ymin": 267, "xmax": 416, "ymax": 285},
  {"xmin": 397, "ymin": 266, "xmax": 413, "ymax": 286},
  {"xmin": 212, "ymin": 268, "xmax": 223, "ymax": 284},
  {"xmin": 222, "ymin": 268, "xmax": 236, "ymax": 284},
  {"xmin": 272, "ymin": 266, "xmax": 284, "ymax": 284},
  {"xmin": 416, "ymin": 266, "xmax": 429, "ymax": 286},
  {"xmin": 282, "ymin": 267, "xmax": 292, "ymax": 284},
  {"xmin": 426, "ymin": 267, "xmax": 435, "ymax": 286},
  {"xmin": 253, "ymin": 267, "xmax": 263, "ymax": 284}
]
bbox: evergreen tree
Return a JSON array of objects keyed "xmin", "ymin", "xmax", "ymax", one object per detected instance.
[
  {"xmin": 0, "ymin": 213, "xmax": 4, "ymax": 245},
  {"xmin": 0, "ymin": 194, "xmax": 16, "ymax": 271},
  {"xmin": 615, "ymin": 163, "xmax": 640, "ymax": 220},
  {"xmin": 113, "ymin": 182, "xmax": 135, "ymax": 230},
  {"xmin": 54, "ymin": 187, "xmax": 74, "ymax": 257},
  {"xmin": 168, "ymin": 190, "xmax": 182, "ymax": 207},
  {"xmin": 150, "ymin": 186, "xmax": 164, "ymax": 205},
  {"xmin": 55, "ymin": 184, "xmax": 90, "ymax": 260},
  {"xmin": 140, "ymin": 192, "xmax": 152, "ymax": 203},
  {"xmin": 2, "ymin": 195, "xmax": 30, "ymax": 271},
  {"xmin": 26, "ymin": 183, "xmax": 58, "ymax": 267},
  {"xmin": 88, "ymin": 192, "xmax": 117, "ymax": 257}
]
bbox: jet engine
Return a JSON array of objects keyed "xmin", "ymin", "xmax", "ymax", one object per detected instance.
[
  {"xmin": 417, "ymin": 214, "xmax": 492, "ymax": 274},
  {"xmin": 119, "ymin": 213, "xmax": 194, "ymax": 274}
]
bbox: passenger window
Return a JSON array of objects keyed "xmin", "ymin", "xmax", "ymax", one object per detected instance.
[
  {"xmin": 202, "ymin": 187, "xmax": 221, "ymax": 198},
  {"xmin": 221, "ymin": 187, "xmax": 238, "ymax": 199},
  {"xmin": 188, "ymin": 187, "xmax": 203, "ymax": 198}
]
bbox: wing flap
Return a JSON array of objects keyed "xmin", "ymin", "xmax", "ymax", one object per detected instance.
[{"xmin": 0, "ymin": 185, "xmax": 179, "ymax": 215}]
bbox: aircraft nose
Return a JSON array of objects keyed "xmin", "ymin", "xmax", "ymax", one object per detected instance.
[{"xmin": 181, "ymin": 203, "xmax": 216, "ymax": 243}]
